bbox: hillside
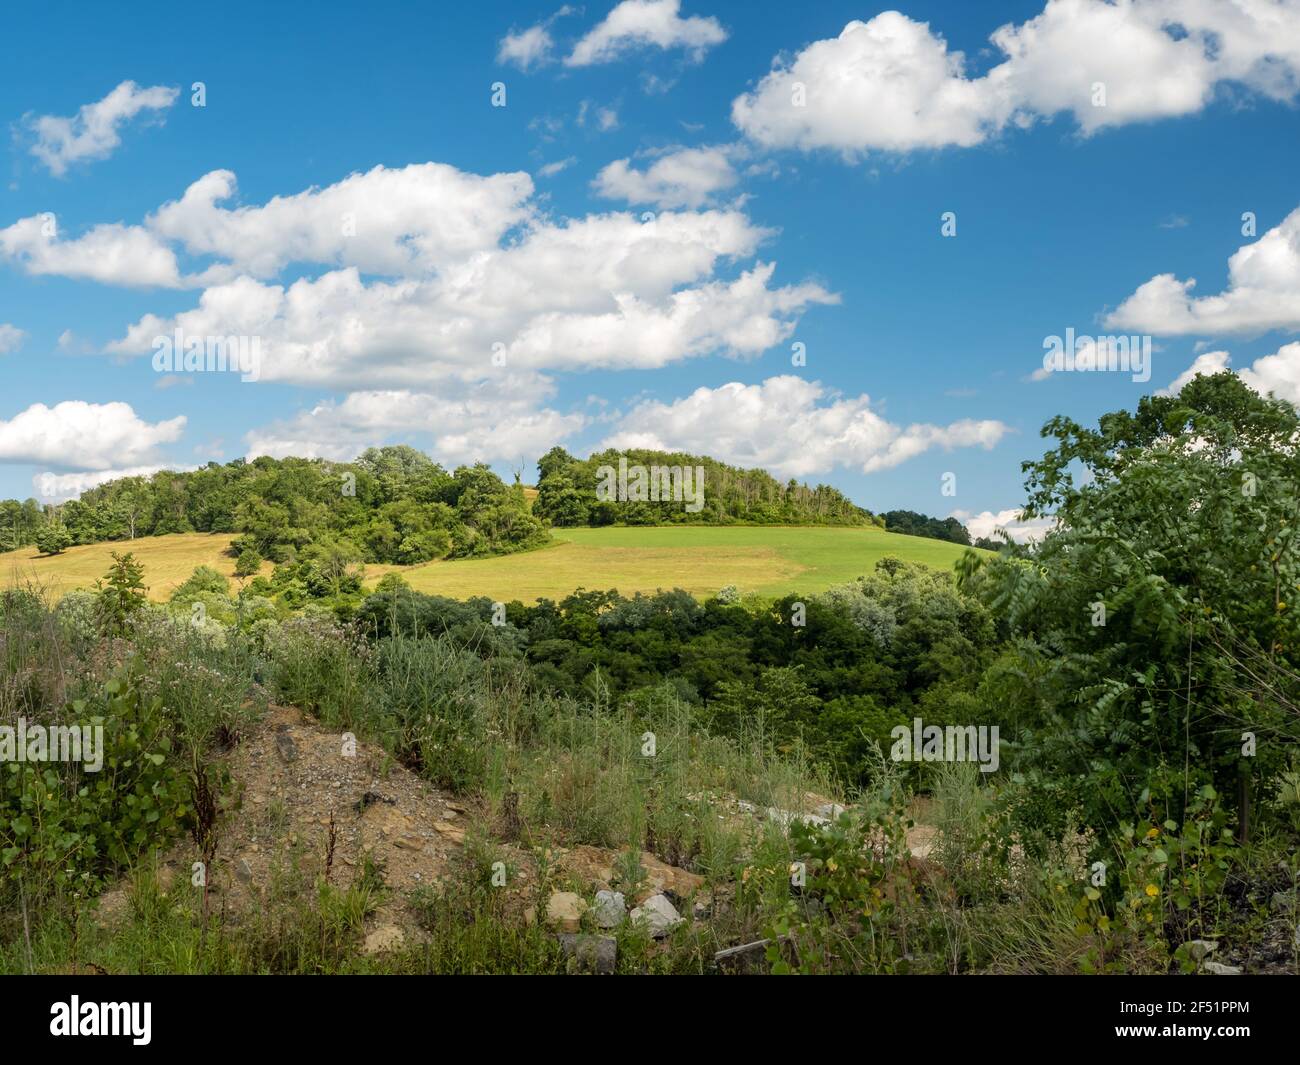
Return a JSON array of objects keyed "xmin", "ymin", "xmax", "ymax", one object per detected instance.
[
  {"xmin": 0, "ymin": 524, "xmax": 983, "ymax": 603},
  {"xmin": 532, "ymin": 445, "xmax": 873, "ymax": 528}
]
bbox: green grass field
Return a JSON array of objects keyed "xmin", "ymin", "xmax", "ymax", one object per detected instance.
[
  {"xmin": 356, "ymin": 524, "xmax": 980, "ymax": 600},
  {"xmin": 0, "ymin": 525, "xmax": 983, "ymax": 604}
]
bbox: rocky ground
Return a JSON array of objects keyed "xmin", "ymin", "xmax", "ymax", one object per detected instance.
[
  {"xmin": 95, "ymin": 704, "xmax": 1286, "ymax": 975},
  {"xmin": 94, "ymin": 703, "xmax": 834, "ymax": 969}
]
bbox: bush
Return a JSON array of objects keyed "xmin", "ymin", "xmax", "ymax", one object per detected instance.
[
  {"xmin": 34, "ymin": 524, "xmax": 72, "ymax": 556},
  {"xmin": 95, "ymin": 552, "xmax": 148, "ymax": 637},
  {"xmin": 0, "ymin": 676, "xmax": 190, "ymax": 902},
  {"xmin": 234, "ymin": 546, "xmax": 263, "ymax": 578}
]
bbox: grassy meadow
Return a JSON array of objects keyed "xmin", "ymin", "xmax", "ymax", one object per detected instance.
[
  {"xmin": 0, "ymin": 533, "xmax": 260, "ymax": 601},
  {"xmin": 0, "ymin": 524, "xmax": 983, "ymax": 603}
]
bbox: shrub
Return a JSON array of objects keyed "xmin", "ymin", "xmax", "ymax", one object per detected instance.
[
  {"xmin": 0, "ymin": 676, "xmax": 190, "ymax": 902},
  {"xmin": 34, "ymin": 524, "xmax": 72, "ymax": 556},
  {"xmin": 95, "ymin": 552, "xmax": 148, "ymax": 637}
]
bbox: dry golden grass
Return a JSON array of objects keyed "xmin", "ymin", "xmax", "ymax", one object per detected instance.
[{"xmin": 0, "ymin": 533, "xmax": 265, "ymax": 601}]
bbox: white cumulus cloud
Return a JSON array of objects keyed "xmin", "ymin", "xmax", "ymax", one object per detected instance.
[
  {"xmin": 27, "ymin": 81, "xmax": 179, "ymax": 176},
  {"xmin": 33, "ymin": 464, "xmax": 190, "ymax": 502},
  {"xmin": 0, "ymin": 215, "xmax": 190, "ymax": 288},
  {"xmin": 1107, "ymin": 205, "xmax": 1300, "ymax": 336},
  {"xmin": 732, "ymin": 2, "xmax": 1300, "ymax": 157},
  {"xmin": 499, "ymin": 25, "xmax": 556, "ymax": 70},
  {"xmin": 0, "ymin": 324, "xmax": 26, "ymax": 354},
  {"xmin": 567, "ymin": 0, "xmax": 727, "ymax": 67},
  {"xmin": 148, "ymin": 165, "xmax": 535, "ymax": 280},
  {"xmin": 601, "ymin": 375, "xmax": 1009, "ymax": 476},
  {"xmin": 108, "ymin": 208, "xmax": 832, "ymax": 389},
  {"xmin": 245, "ymin": 384, "xmax": 586, "ymax": 466},
  {"xmin": 0, "ymin": 401, "xmax": 186, "ymax": 470},
  {"xmin": 593, "ymin": 145, "xmax": 739, "ymax": 208},
  {"xmin": 1160, "ymin": 342, "xmax": 1300, "ymax": 406},
  {"xmin": 953, "ymin": 507, "xmax": 1054, "ymax": 545}
]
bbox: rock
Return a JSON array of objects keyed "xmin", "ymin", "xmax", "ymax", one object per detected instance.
[
  {"xmin": 1270, "ymin": 889, "xmax": 1296, "ymax": 913},
  {"xmin": 816, "ymin": 802, "xmax": 847, "ymax": 820},
  {"xmin": 432, "ymin": 821, "xmax": 466, "ymax": 845},
  {"xmin": 630, "ymin": 893, "xmax": 682, "ymax": 938},
  {"xmin": 766, "ymin": 806, "xmax": 830, "ymax": 830},
  {"xmin": 1186, "ymin": 939, "xmax": 1218, "ymax": 962},
  {"xmin": 393, "ymin": 835, "xmax": 425, "ymax": 852},
  {"xmin": 234, "ymin": 858, "xmax": 254, "ymax": 884},
  {"xmin": 274, "ymin": 730, "xmax": 298, "ymax": 764},
  {"xmin": 1202, "ymin": 961, "xmax": 1242, "ymax": 975},
  {"xmin": 362, "ymin": 925, "xmax": 405, "ymax": 954},
  {"xmin": 545, "ymin": 891, "xmax": 588, "ymax": 933},
  {"xmin": 693, "ymin": 892, "xmax": 713, "ymax": 920},
  {"xmin": 354, "ymin": 791, "xmax": 391, "ymax": 813},
  {"xmin": 155, "ymin": 862, "xmax": 178, "ymax": 893},
  {"xmin": 93, "ymin": 888, "xmax": 130, "ymax": 929},
  {"xmin": 557, "ymin": 933, "xmax": 617, "ymax": 974},
  {"xmin": 592, "ymin": 889, "xmax": 626, "ymax": 929}
]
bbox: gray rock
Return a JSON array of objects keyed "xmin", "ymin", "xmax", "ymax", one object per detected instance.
[
  {"xmin": 630, "ymin": 893, "xmax": 683, "ymax": 938},
  {"xmin": 592, "ymin": 889, "xmax": 626, "ymax": 929},
  {"xmin": 1202, "ymin": 961, "xmax": 1242, "ymax": 975},
  {"xmin": 766, "ymin": 806, "xmax": 829, "ymax": 830},
  {"xmin": 234, "ymin": 858, "xmax": 254, "ymax": 884},
  {"xmin": 1185, "ymin": 939, "xmax": 1218, "ymax": 962},
  {"xmin": 1270, "ymin": 889, "xmax": 1296, "ymax": 913},
  {"xmin": 275, "ymin": 730, "xmax": 298, "ymax": 764},
  {"xmin": 557, "ymin": 933, "xmax": 616, "ymax": 974},
  {"xmin": 816, "ymin": 802, "xmax": 847, "ymax": 820}
]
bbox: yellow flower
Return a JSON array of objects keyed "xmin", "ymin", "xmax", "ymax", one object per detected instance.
[
  {"xmin": 1144, "ymin": 884, "xmax": 1159, "ymax": 897},
  {"xmin": 827, "ymin": 859, "xmax": 838, "ymax": 872},
  {"xmin": 1145, "ymin": 827, "xmax": 1159, "ymax": 839}
]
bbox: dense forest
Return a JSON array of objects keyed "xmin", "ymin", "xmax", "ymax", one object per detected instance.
[
  {"xmin": 880, "ymin": 509, "xmax": 972, "ymax": 546},
  {"xmin": 531, "ymin": 445, "xmax": 876, "ymax": 527},
  {"xmin": 7, "ymin": 447, "xmax": 549, "ymax": 566}
]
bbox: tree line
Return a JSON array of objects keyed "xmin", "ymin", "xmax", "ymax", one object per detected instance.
[{"xmin": 531, "ymin": 445, "xmax": 878, "ymax": 527}]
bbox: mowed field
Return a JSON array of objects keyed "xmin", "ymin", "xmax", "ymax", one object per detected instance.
[
  {"xmin": 0, "ymin": 533, "xmax": 261, "ymax": 601},
  {"xmin": 0, "ymin": 525, "xmax": 984, "ymax": 604}
]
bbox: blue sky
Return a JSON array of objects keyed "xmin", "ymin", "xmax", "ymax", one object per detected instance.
[{"xmin": 2, "ymin": 0, "xmax": 1299, "ymax": 538}]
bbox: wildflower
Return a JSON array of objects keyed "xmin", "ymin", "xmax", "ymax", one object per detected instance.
[{"xmin": 1144, "ymin": 884, "xmax": 1158, "ymax": 897}]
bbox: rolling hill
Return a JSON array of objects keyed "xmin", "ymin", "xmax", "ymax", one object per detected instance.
[{"xmin": 0, "ymin": 525, "xmax": 984, "ymax": 603}]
